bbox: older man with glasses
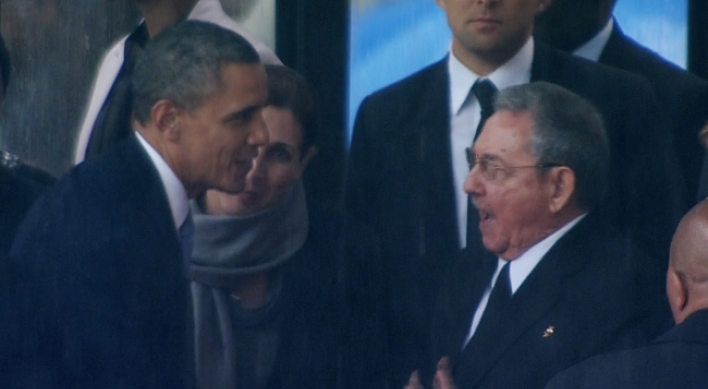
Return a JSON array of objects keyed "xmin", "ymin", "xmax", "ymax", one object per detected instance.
[{"xmin": 406, "ymin": 82, "xmax": 672, "ymax": 389}]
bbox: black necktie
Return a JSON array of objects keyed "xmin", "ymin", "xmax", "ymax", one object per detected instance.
[
  {"xmin": 467, "ymin": 261, "xmax": 511, "ymax": 347},
  {"xmin": 472, "ymin": 79, "xmax": 498, "ymax": 141},
  {"xmin": 466, "ymin": 79, "xmax": 497, "ymax": 247}
]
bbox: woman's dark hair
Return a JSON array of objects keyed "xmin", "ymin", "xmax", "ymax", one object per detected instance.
[{"xmin": 264, "ymin": 65, "xmax": 317, "ymax": 158}]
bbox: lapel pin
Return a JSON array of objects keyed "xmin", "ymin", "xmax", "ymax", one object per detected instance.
[{"xmin": 542, "ymin": 326, "xmax": 555, "ymax": 339}]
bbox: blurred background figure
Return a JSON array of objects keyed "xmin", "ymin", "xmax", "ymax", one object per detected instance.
[
  {"xmin": 0, "ymin": 0, "xmax": 139, "ymax": 175},
  {"xmin": 0, "ymin": 0, "xmax": 277, "ymax": 178},
  {"xmin": 0, "ymin": 32, "xmax": 54, "ymax": 256},
  {"xmin": 545, "ymin": 199, "xmax": 708, "ymax": 389},
  {"xmin": 189, "ymin": 64, "xmax": 387, "ymax": 389},
  {"xmin": 74, "ymin": 0, "xmax": 280, "ymax": 164},
  {"xmin": 535, "ymin": 0, "xmax": 708, "ymax": 207}
]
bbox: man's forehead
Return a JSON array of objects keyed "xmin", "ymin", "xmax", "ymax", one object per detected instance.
[{"xmin": 474, "ymin": 111, "xmax": 534, "ymax": 155}]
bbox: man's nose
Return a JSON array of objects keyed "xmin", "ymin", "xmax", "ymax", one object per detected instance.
[
  {"xmin": 463, "ymin": 163, "xmax": 485, "ymax": 196},
  {"xmin": 248, "ymin": 113, "xmax": 269, "ymax": 147}
]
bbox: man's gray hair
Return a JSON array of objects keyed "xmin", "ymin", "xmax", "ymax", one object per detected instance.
[
  {"xmin": 494, "ymin": 81, "xmax": 610, "ymax": 209},
  {"xmin": 132, "ymin": 21, "xmax": 260, "ymax": 125}
]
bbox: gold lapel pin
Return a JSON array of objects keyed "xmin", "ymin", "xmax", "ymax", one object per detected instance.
[{"xmin": 542, "ymin": 326, "xmax": 555, "ymax": 338}]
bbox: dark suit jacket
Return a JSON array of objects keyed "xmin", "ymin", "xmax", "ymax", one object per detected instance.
[
  {"xmin": 6, "ymin": 136, "xmax": 193, "ymax": 388},
  {"xmin": 598, "ymin": 23, "xmax": 708, "ymax": 205},
  {"xmin": 263, "ymin": 205, "xmax": 388, "ymax": 389},
  {"xmin": 259, "ymin": 206, "xmax": 342, "ymax": 389},
  {"xmin": 545, "ymin": 309, "xmax": 708, "ymax": 389},
  {"xmin": 432, "ymin": 213, "xmax": 673, "ymax": 389},
  {"xmin": 0, "ymin": 165, "xmax": 48, "ymax": 255},
  {"xmin": 346, "ymin": 42, "xmax": 680, "ymax": 386}
]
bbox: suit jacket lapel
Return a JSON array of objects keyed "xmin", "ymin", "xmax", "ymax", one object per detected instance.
[
  {"xmin": 454, "ymin": 216, "xmax": 595, "ymax": 387},
  {"xmin": 414, "ymin": 59, "xmax": 460, "ymax": 258},
  {"xmin": 442, "ymin": 250, "xmax": 498, "ymax": 363},
  {"xmin": 117, "ymin": 136, "xmax": 195, "ymax": 386}
]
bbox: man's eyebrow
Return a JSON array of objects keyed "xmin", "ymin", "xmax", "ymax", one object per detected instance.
[
  {"xmin": 475, "ymin": 152, "xmax": 503, "ymax": 163},
  {"xmin": 222, "ymin": 104, "xmax": 261, "ymax": 122}
]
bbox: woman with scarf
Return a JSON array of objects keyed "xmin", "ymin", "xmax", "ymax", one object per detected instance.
[{"xmin": 187, "ymin": 65, "xmax": 387, "ymax": 389}]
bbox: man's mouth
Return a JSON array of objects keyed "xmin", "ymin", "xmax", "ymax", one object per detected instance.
[
  {"xmin": 478, "ymin": 210, "xmax": 493, "ymax": 228},
  {"xmin": 470, "ymin": 16, "xmax": 502, "ymax": 28}
]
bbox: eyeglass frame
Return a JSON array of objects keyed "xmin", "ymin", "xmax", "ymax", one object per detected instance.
[{"xmin": 465, "ymin": 147, "xmax": 562, "ymax": 180}]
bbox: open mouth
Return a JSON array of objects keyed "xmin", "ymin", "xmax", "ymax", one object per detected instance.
[{"xmin": 478, "ymin": 210, "xmax": 493, "ymax": 228}]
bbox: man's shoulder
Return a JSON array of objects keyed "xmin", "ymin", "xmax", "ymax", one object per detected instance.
[
  {"xmin": 602, "ymin": 27, "xmax": 708, "ymax": 97},
  {"xmin": 18, "ymin": 138, "xmax": 158, "ymax": 234},
  {"xmin": 362, "ymin": 59, "xmax": 447, "ymax": 106},
  {"xmin": 554, "ymin": 213, "xmax": 661, "ymax": 285},
  {"xmin": 545, "ymin": 322, "xmax": 708, "ymax": 389},
  {"xmin": 534, "ymin": 42, "xmax": 655, "ymax": 96}
]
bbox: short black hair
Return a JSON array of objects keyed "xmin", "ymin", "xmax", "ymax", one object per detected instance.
[
  {"xmin": 132, "ymin": 21, "xmax": 261, "ymax": 125},
  {"xmin": 264, "ymin": 65, "xmax": 317, "ymax": 157}
]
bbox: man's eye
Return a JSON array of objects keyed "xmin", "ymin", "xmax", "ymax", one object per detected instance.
[{"xmin": 268, "ymin": 148, "xmax": 292, "ymax": 162}]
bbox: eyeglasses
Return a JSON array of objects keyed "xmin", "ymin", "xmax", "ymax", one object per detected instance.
[{"xmin": 465, "ymin": 147, "xmax": 562, "ymax": 181}]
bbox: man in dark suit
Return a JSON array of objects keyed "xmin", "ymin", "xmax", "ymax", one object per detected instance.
[
  {"xmin": 409, "ymin": 82, "xmax": 671, "ymax": 389},
  {"xmin": 535, "ymin": 0, "xmax": 708, "ymax": 206},
  {"xmin": 545, "ymin": 199, "xmax": 708, "ymax": 389},
  {"xmin": 346, "ymin": 0, "xmax": 680, "ymax": 385},
  {"xmin": 3, "ymin": 21, "xmax": 268, "ymax": 388}
]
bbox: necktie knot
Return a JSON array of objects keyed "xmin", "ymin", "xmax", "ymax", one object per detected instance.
[{"xmin": 472, "ymin": 78, "xmax": 497, "ymax": 115}]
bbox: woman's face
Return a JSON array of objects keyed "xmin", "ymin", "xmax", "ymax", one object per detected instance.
[{"xmin": 205, "ymin": 106, "xmax": 314, "ymax": 216}]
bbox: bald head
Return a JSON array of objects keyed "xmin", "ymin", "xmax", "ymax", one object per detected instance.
[{"xmin": 667, "ymin": 200, "xmax": 708, "ymax": 323}]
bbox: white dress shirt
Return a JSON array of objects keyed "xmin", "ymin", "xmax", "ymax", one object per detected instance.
[
  {"xmin": 462, "ymin": 213, "xmax": 587, "ymax": 348},
  {"xmin": 448, "ymin": 38, "xmax": 534, "ymax": 248},
  {"xmin": 573, "ymin": 18, "xmax": 614, "ymax": 62},
  {"xmin": 135, "ymin": 132, "xmax": 190, "ymax": 230}
]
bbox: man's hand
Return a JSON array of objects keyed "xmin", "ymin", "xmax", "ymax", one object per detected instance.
[
  {"xmin": 404, "ymin": 370, "xmax": 424, "ymax": 389},
  {"xmin": 433, "ymin": 357, "xmax": 457, "ymax": 389},
  {"xmin": 404, "ymin": 357, "xmax": 457, "ymax": 389}
]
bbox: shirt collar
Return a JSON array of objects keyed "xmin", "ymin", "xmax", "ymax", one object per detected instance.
[
  {"xmin": 135, "ymin": 132, "xmax": 190, "ymax": 230},
  {"xmin": 495, "ymin": 213, "xmax": 587, "ymax": 293},
  {"xmin": 448, "ymin": 37, "xmax": 534, "ymax": 116},
  {"xmin": 573, "ymin": 18, "xmax": 614, "ymax": 62}
]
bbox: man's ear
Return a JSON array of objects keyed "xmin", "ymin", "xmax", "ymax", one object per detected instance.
[
  {"xmin": 151, "ymin": 99, "xmax": 181, "ymax": 141},
  {"xmin": 547, "ymin": 166, "xmax": 575, "ymax": 214},
  {"xmin": 667, "ymin": 267, "xmax": 689, "ymax": 323}
]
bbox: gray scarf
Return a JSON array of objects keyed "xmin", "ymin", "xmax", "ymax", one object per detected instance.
[{"xmin": 188, "ymin": 181, "xmax": 309, "ymax": 389}]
